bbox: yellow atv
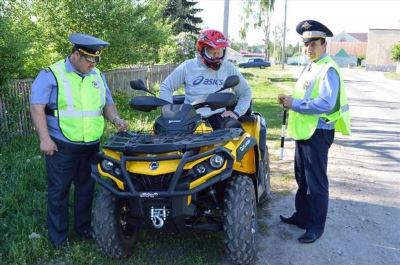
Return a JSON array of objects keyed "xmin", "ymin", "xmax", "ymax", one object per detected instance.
[{"xmin": 91, "ymin": 76, "xmax": 270, "ymax": 265}]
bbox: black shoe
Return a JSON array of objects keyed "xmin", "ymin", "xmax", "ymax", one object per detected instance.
[
  {"xmin": 52, "ymin": 238, "xmax": 70, "ymax": 249},
  {"xmin": 298, "ymin": 232, "xmax": 321, "ymax": 243},
  {"xmin": 77, "ymin": 230, "xmax": 93, "ymax": 240},
  {"xmin": 280, "ymin": 215, "xmax": 307, "ymax": 229}
]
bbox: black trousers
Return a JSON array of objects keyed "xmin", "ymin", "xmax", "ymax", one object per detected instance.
[
  {"xmin": 45, "ymin": 138, "xmax": 99, "ymax": 245},
  {"xmin": 206, "ymin": 113, "xmax": 243, "ymax": 130},
  {"xmin": 293, "ymin": 129, "xmax": 334, "ymax": 235}
]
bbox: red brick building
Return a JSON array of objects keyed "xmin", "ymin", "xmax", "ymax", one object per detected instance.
[{"xmin": 327, "ymin": 32, "xmax": 368, "ymax": 57}]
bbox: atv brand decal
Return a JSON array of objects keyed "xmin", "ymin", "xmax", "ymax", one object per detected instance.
[
  {"xmin": 168, "ymin": 120, "xmax": 181, "ymax": 123},
  {"xmin": 240, "ymin": 139, "xmax": 252, "ymax": 152},
  {"xmin": 139, "ymin": 192, "xmax": 159, "ymax": 198},
  {"xmin": 236, "ymin": 137, "xmax": 256, "ymax": 161},
  {"xmin": 192, "ymin": 76, "xmax": 224, "ymax": 86},
  {"xmin": 149, "ymin": 161, "xmax": 159, "ymax": 170}
]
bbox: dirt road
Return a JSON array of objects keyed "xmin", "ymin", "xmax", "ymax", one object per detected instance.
[{"xmin": 254, "ymin": 68, "xmax": 400, "ymax": 265}]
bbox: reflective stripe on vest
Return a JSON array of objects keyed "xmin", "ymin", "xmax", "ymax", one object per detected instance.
[
  {"xmin": 288, "ymin": 56, "xmax": 351, "ymax": 140},
  {"xmin": 49, "ymin": 60, "xmax": 106, "ymax": 142}
]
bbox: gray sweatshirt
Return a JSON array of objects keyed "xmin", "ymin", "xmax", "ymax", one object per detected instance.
[{"xmin": 159, "ymin": 57, "xmax": 252, "ymax": 118}]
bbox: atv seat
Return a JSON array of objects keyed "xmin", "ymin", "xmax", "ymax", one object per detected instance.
[
  {"xmin": 238, "ymin": 101, "xmax": 257, "ymax": 122},
  {"xmin": 238, "ymin": 114, "xmax": 257, "ymax": 123}
]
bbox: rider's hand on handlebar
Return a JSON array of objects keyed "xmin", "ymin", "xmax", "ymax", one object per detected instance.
[
  {"xmin": 221, "ymin": 111, "xmax": 239, "ymax": 119},
  {"xmin": 113, "ymin": 117, "xmax": 129, "ymax": 132}
]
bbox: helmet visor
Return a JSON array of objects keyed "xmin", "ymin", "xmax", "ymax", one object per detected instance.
[{"xmin": 204, "ymin": 47, "xmax": 225, "ymax": 61}]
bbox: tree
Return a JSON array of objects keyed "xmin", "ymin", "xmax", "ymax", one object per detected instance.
[
  {"xmin": 391, "ymin": 42, "xmax": 400, "ymax": 61},
  {"xmin": 29, "ymin": 0, "xmax": 175, "ymax": 69},
  {"xmin": 392, "ymin": 42, "xmax": 400, "ymax": 73},
  {"xmin": 240, "ymin": 0, "xmax": 275, "ymax": 61},
  {"xmin": 230, "ymin": 40, "xmax": 249, "ymax": 53},
  {"xmin": 158, "ymin": 31, "xmax": 197, "ymax": 63},
  {"xmin": 163, "ymin": 0, "xmax": 203, "ymax": 35},
  {"xmin": 0, "ymin": 1, "xmax": 34, "ymax": 82},
  {"xmin": 270, "ymin": 24, "xmax": 283, "ymax": 63},
  {"xmin": 1, "ymin": 0, "xmax": 178, "ymax": 78}
]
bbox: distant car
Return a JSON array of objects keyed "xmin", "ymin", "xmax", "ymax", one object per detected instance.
[{"xmin": 238, "ymin": 58, "xmax": 271, "ymax": 69}]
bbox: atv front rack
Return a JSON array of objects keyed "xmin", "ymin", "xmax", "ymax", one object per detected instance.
[{"xmin": 103, "ymin": 128, "xmax": 243, "ymax": 154}]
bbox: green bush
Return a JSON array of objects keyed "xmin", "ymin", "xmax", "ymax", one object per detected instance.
[{"xmin": 391, "ymin": 42, "xmax": 400, "ymax": 61}]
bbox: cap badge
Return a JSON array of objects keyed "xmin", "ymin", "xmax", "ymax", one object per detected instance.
[{"xmin": 302, "ymin": 21, "xmax": 312, "ymax": 30}]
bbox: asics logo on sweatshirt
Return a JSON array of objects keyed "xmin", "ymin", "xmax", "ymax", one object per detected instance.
[{"xmin": 193, "ymin": 76, "xmax": 224, "ymax": 86}]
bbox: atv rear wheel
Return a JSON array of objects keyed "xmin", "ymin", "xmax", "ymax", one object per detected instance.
[
  {"xmin": 92, "ymin": 187, "xmax": 138, "ymax": 258},
  {"xmin": 223, "ymin": 175, "xmax": 257, "ymax": 265}
]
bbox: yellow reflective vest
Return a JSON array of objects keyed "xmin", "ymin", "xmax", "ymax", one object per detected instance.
[
  {"xmin": 49, "ymin": 60, "xmax": 106, "ymax": 142},
  {"xmin": 288, "ymin": 56, "xmax": 351, "ymax": 140}
]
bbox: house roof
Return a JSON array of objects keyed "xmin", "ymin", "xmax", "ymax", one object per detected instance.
[
  {"xmin": 348, "ymin": 33, "xmax": 368, "ymax": 42},
  {"xmin": 226, "ymin": 47, "xmax": 242, "ymax": 57},
  {"xmin": 335, "ymin": 48, "xmax": 349, "ymax": 57}
]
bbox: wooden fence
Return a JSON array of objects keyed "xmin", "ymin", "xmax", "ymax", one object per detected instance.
[
  {"xmin": 106, "ymin": 64, "xmax": 178, "ymax": 93},
  {"xmin": 0, "ymin": 79, "xmax": 34, "ymax": 143},
  {"xmin": 0, "ymin": 64, "xmax": 177, "ymax": 143}
]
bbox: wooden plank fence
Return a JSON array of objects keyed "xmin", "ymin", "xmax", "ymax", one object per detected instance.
[{"xmin": 0, "ymin": 64, "xmax": 177, "ymax": 143}]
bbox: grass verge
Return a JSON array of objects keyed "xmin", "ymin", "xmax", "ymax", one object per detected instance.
[{"xmin": 384, "ymin": 72, "xmax": 400, "ymax": 80}]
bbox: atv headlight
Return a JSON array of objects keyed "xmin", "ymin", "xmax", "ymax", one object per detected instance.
[
  {"xmin": 114, "ymin": 167, "xmax": 122, "ymax": 176},
  {"xmin": 195, "ymin": 164, "xmax": 207, "ymax": 175},
  {"xmin": 209, "ymin": 154, "xmax": 225, "ymax": 169},
  {"xmin": 101, "ymin": 159, "xmax": 114, "ymax": 172}
]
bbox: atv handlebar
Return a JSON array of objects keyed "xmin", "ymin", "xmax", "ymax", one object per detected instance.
[{"xmin": 129, "ymin": 75, "xmax": 239, "ymax": 112}]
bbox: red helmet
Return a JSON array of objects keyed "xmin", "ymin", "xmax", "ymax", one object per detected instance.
[{"xmin": 196, "ymin": 29, "xmax": 229, "ymax": 70}]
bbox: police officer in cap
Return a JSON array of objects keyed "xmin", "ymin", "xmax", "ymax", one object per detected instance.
[
  {"xmin": 30, "ymin": 33, "xmax": 128, "ymax": 247},
  {"xmin": 278, "ymin": 20, "xmax": 351, "ymax": 243}
]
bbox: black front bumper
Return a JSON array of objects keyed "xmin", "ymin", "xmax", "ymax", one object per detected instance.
[{"xmin": 91, "ymin": 146, "xmax": 234, "ymax": 199}]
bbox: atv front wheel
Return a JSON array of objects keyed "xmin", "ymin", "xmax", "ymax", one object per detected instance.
[
  {"xmin": 92, "ymin": 187, "xmax": 138, "ymax": 258},
  {"xmin": 223, "ymin": 175, "xmax": 257, "ymax": 265},
  {"xmin": 259, "ymin": 145, "xmax": 272, "ymax": 204}
]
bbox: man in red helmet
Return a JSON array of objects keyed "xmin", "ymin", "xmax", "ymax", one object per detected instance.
[{"xmin": 160, "ymin": 29, "xmax": 252, "ymax": 130}]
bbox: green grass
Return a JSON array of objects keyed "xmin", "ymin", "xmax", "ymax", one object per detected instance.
[
  {"xmin": 238, "ymin": 66, "xmax": 295, "ymax": 140},
  {"xmin": 384, "ymin": 72, "xmax": 400, "ymax": 80},
  {"xmin": 0, "ymin": 66, "xmax": 296, "ymax": 265}
]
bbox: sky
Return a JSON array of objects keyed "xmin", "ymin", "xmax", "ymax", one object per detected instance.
[{"xmin": 196, "ymin": 0, "xmax": 400, "ymax": 45}]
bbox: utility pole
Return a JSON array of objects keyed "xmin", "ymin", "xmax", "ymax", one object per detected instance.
[
  {"xmin": 281, "ymin": 0, "xmax": 288, "ymax": 69},
  {"xmin": 223, "ymin": 0, "xmax": 230, "ymax": 38}
]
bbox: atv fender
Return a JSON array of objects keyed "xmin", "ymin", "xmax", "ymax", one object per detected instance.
[{"xmin": 236, "ymin": 136, "xmax": 257, "ymax": 161}]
